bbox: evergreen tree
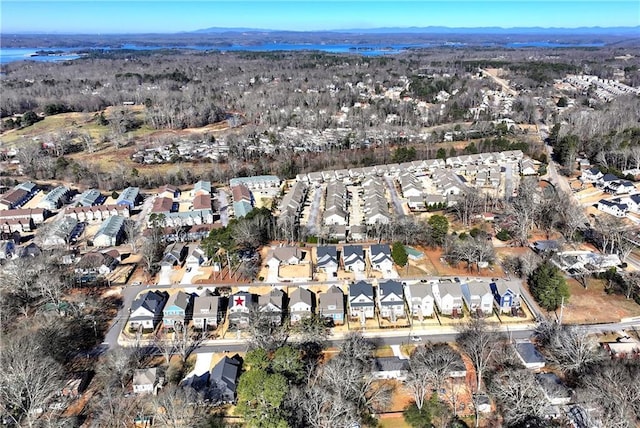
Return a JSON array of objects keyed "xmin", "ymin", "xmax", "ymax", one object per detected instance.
[{"xmin": 527, "ymin": 262, "xmax": 570, "ymax": 311}]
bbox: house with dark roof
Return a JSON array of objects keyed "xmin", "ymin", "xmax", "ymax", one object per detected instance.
[
  {"xmin": 581, "ymin": 168, "xmax": 603, "ymax": 183},
  {"xmin": 318, "ymin": 285, "xmax": 344, "ymax": 325},
  {"xmin": 514, "ymin": 340, "xmax": 546, "ymax": 370},
  {"xmin": 289, "ymin": 287, "xmax": 314, "ymax": 323},
  {"xmin": 342, "ymin": 245, "xmax": 365, "ymax": 272},
  {"xmin": 371, "ymin": 357, "xmax": 409, "ymax": 380},
  {"xmin": 349, "ymin": 281, "xmax": 375, "ymax": 320},
  {"xmin": 129, "ymin": 290, "xmax": 169, "ymax": 330},
  {"xmin": 536, "ymin": 373, "xmax": 572, "ymax": 406},
  {"xmin": 316, "ymin": 246, "xmax": 338, "ymax": 277},
  {"xmin": 369, "ymin": 244, "xmax": 394, "ymax": 273},
  {"xmin": 377, "ymin": 280, "xmax": 406, "ymax": 320},
  {"xmin": 161, "ymin": 242, "xmax": 188, "ymax": 267},
  {"xmin": 162, "ymin": 291, "xmax": 194, "ymax": 329},
  {"xmin": 597, "ymin": 199, "xmax": 628, "ymax": 217},
  {"xmin": 37, "ymin": 186, "xmax": 72, "ymax": 210},
  {"xmin": 210, "ymin": 356, "xmax": 242, "ymax": 403},
  {"xmin": 78, "ymin": 189, "xmax": 105, "ymax": 207}
]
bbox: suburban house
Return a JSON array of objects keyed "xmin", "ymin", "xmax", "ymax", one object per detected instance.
[
  {"xmin": 448, "ymin": 348, "xmax": 468, "ymax": 378},
  {"xmin": 490, "ymin": 281, "xmax": 521, "ymax": 314},
  {"xmin": 369, "ymin": 244, "xmax": 394, "ymax": 273},
  {"xmin": 371, "ymin": 357, "xmax": 409, "ymax": 380},
  {"xmin": 229, "ymin": 175, "xmax": 280, "ymax": 191},
  {"xmin": 581, "ymin": 168, "xmax": 603, "ymax": 183},
  {"xmin": 597, "ymin": 199, "xmax": 628, "ymax": 217},
  {"xmin": 318, "ymin": 285, "xmax": 345, "ymax": 325},
  {"xmin": 316, "ymin": 246, "xmax": 339, "ymax": 277},
  {"xmin": 603, "ymin": 335, "xmax": 640, "ymax": 358},
  {"xmin": 158, "ymin": 184, "xmax": 181, "ymax": 200},
  {"xmin": 0, "ymin": 241, "xmax": 16, "ymax": 260},
  {"xmin": 192, "ymin": 180, "xmax": 212, "ymax": 196},
  {"xmin": 266, "ymin": 246, "xmax": 308, "ymax": 268},
  {"xmin": 37, "ymin": 216, "xmax": 81, "ymax": 248},
  {"xmin": 349, "ymin": 281, "xmax": 375, "ymax": 320},
  {"xmin": 536, "ymin": 373, "xmax": 573, "ymax": 406},
  {"xmin": 192, "ymin": 292, "xmax": 222, "ymax": 331},
  {"xmin": 0, "ymin": 208, "xmax": 47, "ymax": 233},
  {"xmin": 432, "ymin": 281, "xmax": 464, "ymax": 316},
  {"xmin": 162, "ymin": 291, "xmax": 194, "ymax": 330},
  {"xmin": 209, "ymin": 356, "xmax": 242, "ymax": 404},
  {"xmin": 377, "ymin": 280, "xmax": 406, "ymax": 320},
  {"xmin": 228, "ymin": 291, "xmax": 257, "ymax": 329},
  {"xmin": 65, "ymin": 204, "xmax": 130, "ymax": 222},
  {"xmin": 514, "ymin": 340, "xmax": 546, "ymax": 370},
  {"xmin": 161, "ymin": 242, "xmax": 188, "ymax": 267},
  {"xmin": 133, "ymin": 368, "xmax": 159, "ymax": 395},
  {"xmin": 231, "ymin": 184, "xmax": 254, "ymax": 219},
  {"xmin": 116, "ymin": 187, "xmax": 141, "ymax": 209},
  {"xmin": 460, "ymin": 281, "xmax": 494, "ymax": 316},
  {"xmin": 186, "ymin": 245, "xmax": 207, "ymax": 267},
  {"xmin": 258, "ymin": 288, "xmax": 286, "ymax": 325},
  {"xmin": 519, "ymin": 158, "xmax": 537, "ymax": 176},
  {"xmin": 289, "ymin": 287, "xmax": 314, "ymax": 323},
  {"xmin": 342, "ymin": 245, "xmax": 365, "ymax": 272},
  {"xmin": 92, "ymin": 215, "xmax": 126, "ymax": 247},
  {"xmin": 405, "ymin": 283, "xmax": 435, "ymax": 319},
  {"xmin": 75, "ymin": 251, "xmax": 118, "ymax": 276},
  {"xmin": 0, "ymin": 182, "xmax": 39, "ymax": 210},
  {"xmin": 129, "ymin": 291, "xmax": 169, "ymax": 330}
]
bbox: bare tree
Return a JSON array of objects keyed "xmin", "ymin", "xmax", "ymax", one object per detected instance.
[
  {"xmin": 89, "ymin": 385, "xmax": 144, "ymax": 428},
  {"xmin": 487, "ymin": 368, "xmax": 547, "ymax": 426},
  {"xmin": 450, "ymin": 189, "xmax": 483, "ymax": 227},
  {"xmin": 534, "ymin": 322, "xmax": 605, "ymax": 374},
  {"xmin": 124, "ymin": 219, "xmax": 140, "ymax": 253},
  {"xmin": 0, "ymin": 335, "xmax": 64, "ymax": 428},
  {"xmin": 405, "ymin": 343, "xmax": 460, "ymax": 410},
  {"xmin": 151, "ymin": 384, "xmax": 206, "ymax": 428}
]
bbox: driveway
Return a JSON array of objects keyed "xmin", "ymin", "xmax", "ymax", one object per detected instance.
[
  {"xmin": 180, "ymin": 266, "xmax": 202, "ymax": 285},
  {"xmin": 384, "ymin": 176, "xmax": 405, "ymax": 217},
  {"xmin": 217, "ymin": 189, "xmax": 229, "ymax": 227},
  {"xmin": 157, "ymin": 266, "xmax": 173, "ymax": 285}
]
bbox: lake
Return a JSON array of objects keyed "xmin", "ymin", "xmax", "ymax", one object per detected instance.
[{"xmin": 0, "ymin": 41, "xmax": 606, "ymax": 64}]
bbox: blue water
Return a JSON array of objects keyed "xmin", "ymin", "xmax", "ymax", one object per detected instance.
[{"xmin": 0, "ymin": 40, "xmax": 606, "ymax": 64}]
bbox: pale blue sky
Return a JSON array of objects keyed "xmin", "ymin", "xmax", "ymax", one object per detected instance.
[{"xmin": 1, "ymin": 1, "xmax": 638, "ymax": 34}]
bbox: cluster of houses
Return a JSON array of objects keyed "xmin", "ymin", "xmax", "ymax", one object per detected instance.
[
  {"xmin": 131, "ymin": 138, "xmax": 231, "ymax": 164},
  {"xmin": 581, "ymin": 168, "xmax": 640, "ymax": 218},
  {"xmin": 146, "ymin": 181, "xmax": 215, "ymax": 228},
  {"xmin": 561, "ymin": 74, "xmax": 640, "ymax": 102}
]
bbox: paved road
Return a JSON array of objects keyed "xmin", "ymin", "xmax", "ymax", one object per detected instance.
[
  {"xmin": 305, "ymin": 184, "xmax": 323, "ymax": 235},
  {"xmin": 384, "ymin": 175, "xmax": 405, "ymax": 217},
  {"xmin": 217, "ymin": 189, "xmax": 229, "ymax": 227}
]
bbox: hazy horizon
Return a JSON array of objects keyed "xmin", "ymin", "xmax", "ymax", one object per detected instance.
[{"xmin": 1, "ymin": 1, "xmax": 638, "ymax": 34}]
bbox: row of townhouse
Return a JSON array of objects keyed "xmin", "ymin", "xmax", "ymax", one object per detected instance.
[
  {"xmin": 231, "ymin": 184, "xmax": 254, "ymax": 218},
  {"xmin": 582, "ymin": 169, "xmax": 636, "ymax": 194},
  {"xmin": 65, "ymin": 204, "xmax": 130, "ymax": 222},
  {"xmin": 362, "ymin": 177, "xmax": 392, "ymax": 225},
  {"xmin": 38, "ymin": 186, "xmax": 72, "ymax": 210},
  {"xmin": 278, "ymin": 181, "xmax": 308, "ymax": 225},
  {"xmin": 0, "ymin": 208, "xmax": 48, "ymax": 233},
  {"xmin": 445, "ymin": 150, "xmax": 524, "ymax": 168},
  {"xmin": 323, "ymin": 181, "xmax": 349, "ymax": 226},
  {"xmin": 147, "ymin": 182, "xmax": 215, "ymax": 228},
  {"xmin": 0, "ymin": 181, "xmax": 39, "ymax": 210}
]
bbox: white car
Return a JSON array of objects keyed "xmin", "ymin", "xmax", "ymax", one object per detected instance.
[{"xmin": 410, "ymin": 336, "xmax": 422, "ymax": 342}]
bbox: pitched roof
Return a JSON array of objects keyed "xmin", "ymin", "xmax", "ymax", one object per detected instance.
[
  {"xmin": 379, "ymin": 280, "xmax": 403, "ymax": 300},
  {"xmin": 290, "ymin": 287, "xmax": 313, "ymax": 307},
  {"xmin": 133, "ymin": 368, "xmax": 157, "ymax": 386},
  {"xmin": 131, "ymin": 291, "xmax": 168, "ymax": 314},
  {"xmin": 210, "ymin": 356, "xmax": 241, "ymax": 395},
  {"xmin": 319, "ymin": 285, "xmax": 344, "ymax": 312},
  {"xmin": 350, "ymin": 280, "xmax": 374, "ymax": 299},
  {"xmin": 166, "ymin": 291, "xmax": 192, "ymax": 311}
]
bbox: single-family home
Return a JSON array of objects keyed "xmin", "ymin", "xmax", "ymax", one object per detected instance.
[
  {"xmin": 371, "ymin": 357, "xmax": 409, "ymax": 380},
  {"xmin": 316, "ymin": 246, "xmax": 338, "ymax": 277},
  {"xmin": 158, "ymin": 184, "xmax": 181, "ymax": 200},
  {"xmin": 460, "ymin": 281, "xmax": 494, "ymax": 316},
  {"xmin": 369, "ymin": 244, "xmax": 394, "ymax": 273},
  {"xmin": 489, "ymin": 281, "xmax": 521, "ymax": 314},
  {"xmin": 259, "ymin": 288, "xmax": 286, "ymax": 325},
  {"xmin": 514, "ymin": 340, "xmax": 546, "ymax": 370},
  {"xmin": 209, "ymin": 356, "xmax": 242, "ymax": 404},
  {"xmin": 377, "ymin": 280, "xmax": 406, "ymax": 320},
  {"xmin": 129, "ymin": 290, "xmax": 169, "ymax": 330},
  {"xmin": 405, "ymin": 283, "xmax": 435, "ymax": 319},
  {"xmin": 192, "ymin": 180, "xmax": 212, "ymax": 196},
  {"xmin": 519, "ymin": 158, "xmax": 537, "ymax": 176},
  {"xmin": 186, "ymin": 245, "xmax": 207, "ymax": 267},
  {"xmin": 192, "ymin": 291, "xmax": 223, "ymax": 331},
  {"xmin": 536, "ymin": 373, "xmax": 572, "ymax": 406},
  {"xmin": 161, "ymin": 242, "xmax": 188, "ymax": 267},
  {"xmin": 432, "ymin": 281, "xmax": 464, "ymax": 316},
  {"xmin": 597, "ymin": 199, "xmax": 628, "ymax": 217},
  {"xmin": 289, "ymin": 287, "xmax": 314, "ymax": 323},
  {"xmin": 349, "ymin": 281, "xmax": 375, "ymax": 320},
  {"xmin": 228, "ymin": 291, "xmax": 257, "ymax": 329},
  {"xmin": 266, "ymin": 246, "xmax": 308, "ymax": 268},
  {"xmin": 133, "ymin": 368, "xmax": 159, "ymax": 395},
  {"xmin": 318, "ymin": 285, "xmax": 345, "ymax": 325},
  {"xmin": 343, "ymin": 245, "xmax": 365, "ymax": 272},
  {"xmin": 162, "ymin": 291, "xmax": 193, "ymax": 329}
]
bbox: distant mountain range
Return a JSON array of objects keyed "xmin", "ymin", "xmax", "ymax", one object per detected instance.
[{"xmin": 192, "ymin": 26, "xmax": 640, "ymax": 35}]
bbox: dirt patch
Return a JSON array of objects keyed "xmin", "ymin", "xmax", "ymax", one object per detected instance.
[
  {"xmin": 414, "ymin": 246, "xmax": 504, "ymax": 278},
  {"xmin": 552, "ymin": 277, "xmax": 640, "ymax": 324}
]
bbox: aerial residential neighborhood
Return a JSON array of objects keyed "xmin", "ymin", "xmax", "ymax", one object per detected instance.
[{"xmin": 1, "ymin": 3, "xmax": 640, "ymax": 427}]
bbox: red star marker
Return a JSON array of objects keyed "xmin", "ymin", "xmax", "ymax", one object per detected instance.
[{"xmin": 235, "ymin": 296, "xmax": 245, "ymax": 306}]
